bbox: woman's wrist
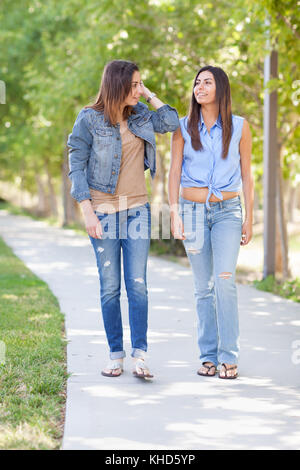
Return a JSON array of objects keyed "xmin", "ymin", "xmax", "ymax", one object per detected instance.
[
  {"xmin": 170, "ymin": 204, "xmax": 180, "ymax": 217},
  {"xmin": 80, "ymin": 199, "xmax": 94, "ymax": 215},
  {"xmin": 141, "ymin": 83, "xmax": 164, "ymax": 109},
  {"xmin": 244, "ymin": 215, "xmax": 253, "ymax": 224}
]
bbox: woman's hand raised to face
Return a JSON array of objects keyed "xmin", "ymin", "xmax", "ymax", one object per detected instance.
[{"xmin": 140, "ymin": 81, "xmax": 152, "ymax": 101}]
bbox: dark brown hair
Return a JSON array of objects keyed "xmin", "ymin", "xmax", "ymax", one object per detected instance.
[
  {"xmin": 187, "ymin": 65, "xmax": 232, "ymax": 159},
  {"xmin": 85, "ymin": 60, "xmax": 139, "ymax": 125}
]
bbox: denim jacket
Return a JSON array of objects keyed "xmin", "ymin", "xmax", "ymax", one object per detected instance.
[{"xmin": 67, "ymin": 101, "xmax": 179, "ymax": 202}]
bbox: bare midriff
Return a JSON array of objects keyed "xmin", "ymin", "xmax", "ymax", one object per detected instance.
[{"xmin": 181, "ymin": 187, "xmax": 240, "ymax": 203}]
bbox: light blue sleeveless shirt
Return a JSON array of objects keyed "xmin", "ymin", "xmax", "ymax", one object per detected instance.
[{"xmin": 180, "ymin": 112, "xmax": 244, "ymax": 208}]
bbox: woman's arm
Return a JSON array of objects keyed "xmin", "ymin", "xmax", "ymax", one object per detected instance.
[
  {"xmin": 168, "ymin": 126, "xmax": 185, "ymax": 239},
  {"xmin": 68, "ymin": 110, "xmax": 102, "ymax": 239},
  {"xmin": 67, "ymin": 109, "xmax": 93, "ymax": 203},
  {"xmin": 141, "ymin": 84, "xmax": 179, "ymax": 133},
  {"xmin": 240, "ymin": 119, "xmax": 254, "ymax": 246},
  {"xmin": 141, "ymin": 83, "xmax": 165, "ymax": 110}
]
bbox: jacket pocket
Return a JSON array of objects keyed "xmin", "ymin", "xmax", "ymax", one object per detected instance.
[
  {"xmin": 91, "ymin": 130, "xmax": 114, "ymax": 182},
  {"xmin": 94, "ymin": 127, "xmax": 113, "ymax": 138},
  {"xmin": 136, "ymin": 113, "xmax": 152, "ymax": 127}
]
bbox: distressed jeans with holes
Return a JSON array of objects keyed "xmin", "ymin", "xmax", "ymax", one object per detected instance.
[
  {"xmin": 179, "ymin": 196, "xmax": 242, "ymax": 366},
  {"xmin": 89, "ymin": 203, "xmax": 151, "ymax": 360}
]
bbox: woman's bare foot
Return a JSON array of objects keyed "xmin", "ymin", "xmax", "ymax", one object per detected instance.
[
  {"xmin": 219, "ymin": 363, "xmax": 238, "ymax": 379},
  {"xmin": 197, "ymin": 362, "xmax": 217, "ymax": 377},
  {"xmin": 132, "ymin": 358, "xmax": 153, "ymax": 378},
  {"xmin": 101, "ymin": 358, "xmax": 124, "ymax": 377}
]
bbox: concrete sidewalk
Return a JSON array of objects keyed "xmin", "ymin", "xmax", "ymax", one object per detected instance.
[{"xmin": 0, "ymin": 210, "xmax": 300, "ymax": 450}]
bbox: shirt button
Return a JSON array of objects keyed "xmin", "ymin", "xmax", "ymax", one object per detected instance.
[
  {"xmin": 112, "ymin": 171, "xmax": 116, "ymax": 175},
  {"xmin": 114, "ymin": 154, "xmax": 118, "ymax": 158},
  {"xmin": 107, "ymin": 189, "xmax": 111, "ymax": 193}
]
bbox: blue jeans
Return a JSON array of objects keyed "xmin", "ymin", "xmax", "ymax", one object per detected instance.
[
  {"xmin": 89, "ymin": 203, "xmax": 151, "ymax": 360},
  {"xmin": 179, "ymin": 196, "xmax": 242, "ymax": 366}
]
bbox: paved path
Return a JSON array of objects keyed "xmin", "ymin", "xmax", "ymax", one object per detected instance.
[{"xmin": 0, "ymin": 210, "xmax": 300, "ymax": 450}]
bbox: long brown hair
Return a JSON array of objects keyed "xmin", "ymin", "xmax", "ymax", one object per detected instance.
[
  {"xmin": 187, "ymin": 65, "xmax": 232, "ymax": 159},
  {"xmin": 85, "ymin": 60, "xmax": 139, "ymax": 125}
]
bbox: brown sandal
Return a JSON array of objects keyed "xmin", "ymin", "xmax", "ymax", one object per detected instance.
[
  {"xmin": 197, "ymin": 362, "xmax": 217, "ymax": 377},
  {"xmin": 132, "ymin": 359, "xmax": 154, "ymax": 379},
  {"xmin": 101, "ymin": 361, "xmax": 123, "ymax": 377},
  {"xmin": 219, "ymin": 363, "xmax": 238, "ymax": 379}
]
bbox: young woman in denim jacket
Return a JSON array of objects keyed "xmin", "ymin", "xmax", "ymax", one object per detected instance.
[
  {"xmin": 68, "ymin": 60, "xmax": 179, "ymax": 379},
  {"xmin": 168, "ymin": 66, "xmax": 254, "ymax": 379}
]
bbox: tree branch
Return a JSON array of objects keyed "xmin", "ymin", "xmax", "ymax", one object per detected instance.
[
  {"xmin": 279, "ymin": 119, "xmax": 300, "ymax": 147},
  {"xmin": 277, "ymin": 13, "xmax": 300, "ymax": 41}
]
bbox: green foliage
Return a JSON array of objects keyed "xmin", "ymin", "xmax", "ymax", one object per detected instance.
[
  {"xmin": 254, "ymin": 275, "xmax": 300, "ymax": 302},
  {"xmin": 0, "ymin": 0, "xmax": 299, "ymax": 195}
]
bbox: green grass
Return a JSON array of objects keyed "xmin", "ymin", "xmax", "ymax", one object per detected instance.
[
  {"xmin": 253, "ymin": 275, "xmax": 300, "ymax": 303},
  {"xmin": 0, "ymin": 236, "xmax": 68, "ymax": 450}
]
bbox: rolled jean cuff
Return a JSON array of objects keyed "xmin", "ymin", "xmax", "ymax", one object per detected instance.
[
  {"xmin": 110, "ymin": 350, "xmax": 126, "ymax": 360},
  {"xmin": 131, "ymin": 348, "xmax": 146, "ymax": 359},
  {"xmin": 218, "ymin": 354, "xmax": 239, "ymax": 365}
]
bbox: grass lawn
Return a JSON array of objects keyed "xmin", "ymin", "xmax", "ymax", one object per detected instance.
[{"xmin": 0, "ymin": 236, "xmax": 68, "ymax": 450}]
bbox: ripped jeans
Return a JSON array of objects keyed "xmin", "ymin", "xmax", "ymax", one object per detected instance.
[
  {"xmin": 89, "ymin": 203, "xmax": 151, "ymax": 360},
  {"xmin": 179, "ymin": 196, "xmax": 242, "ymax": 366}
]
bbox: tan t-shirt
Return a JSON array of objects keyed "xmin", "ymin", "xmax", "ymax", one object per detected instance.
[{"xmin": 90, "ymin": 121, "xmax": 148, "ymax": 214}]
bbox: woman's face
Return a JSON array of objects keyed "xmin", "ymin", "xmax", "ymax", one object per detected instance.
[
  {"xmin": 123, "ymin": 70, "xmax": 143, "ymax": 107},
  {"xmin": 193, "ymin": 71, "xmax": 216, "ymax": 105}
]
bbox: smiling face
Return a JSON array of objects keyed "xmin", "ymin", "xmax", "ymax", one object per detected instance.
[
  {"xmin": 123, "ymin": 70, "xmax": 143, "ymax": 107},
  {"xmin": 193, "ymin": 70, "xmax": 216, "ymax": 105}
]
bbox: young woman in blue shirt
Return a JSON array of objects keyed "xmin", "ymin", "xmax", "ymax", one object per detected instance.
[{"xmin": 168, "ymin": 65, "xmax": 254, "ymax": 379}]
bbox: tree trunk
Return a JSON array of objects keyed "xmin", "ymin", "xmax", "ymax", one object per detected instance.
[
  {"xmin": 35, "ymin": 173, "xmax": 50, "ymax": 217},
  {"xmin": 287, "ymin": 184, "xmax": 297, "ymax": 223},
  {"xmin": 45, "ymin": 159, "xmax": 58, "ymax": 218},
  {"xmin": 276, "ymin": 145, "xmax": 291, "ymax": 279},
  {"xmin": 61, "ymin": 131, "xmax": 80, "ymax": 226}
]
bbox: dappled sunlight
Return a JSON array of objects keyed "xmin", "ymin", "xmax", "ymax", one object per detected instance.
[
  {"xmin": 68, "ymin": 329, "xmax": 106, "ymax": 337},
  {"xmin": 147, "ymin": 331, "xmax": 191, "ymax": 339},
  {"xmin": 66, "ymin": 436, "xmax": 170, "ymax": 451},
  {"xmin": 252, "ymin": 296, "xmax": 271, "ymax": 303},
  {"xmin": 82, "ymin": 384, "xmax": 141, "ymax": 399},
  {"xmin": 202, "ymin": 396, "xmax": 289, "ymax": 413},
  {"xmin": 253, "ymin": 310, "xmax": 271, "ymax": 316},
  {"xmin": 148, "ymin": 287, "xmax": 166, "ymax": 293},
  {"xmin": 1, "ymin": 211, "xmax": 300, "ymax": 450},
  {"xmin": 68, "ymin": 373, "xmax": 300, "ymax": 449},
  {"xmin": 166, "ymin": 360, "xmax": 190, "ymax": 368},
  {"xmin": 153, "ymin": 305, "xmax": 172, "ymax": 310}
]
